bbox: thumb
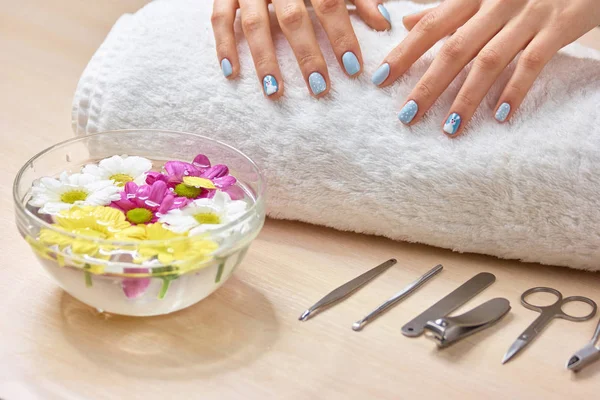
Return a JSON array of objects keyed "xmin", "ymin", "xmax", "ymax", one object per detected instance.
[{"xmin": 350, "ymin": 0, "xmax": 392, "ymax": 31}]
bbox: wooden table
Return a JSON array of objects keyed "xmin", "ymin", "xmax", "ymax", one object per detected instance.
[{"xmin": 2, "ymin": 1, "xmax": 600, "ymax": 398}]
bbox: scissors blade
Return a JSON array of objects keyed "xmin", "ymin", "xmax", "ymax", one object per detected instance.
[{"xmin": 502, "ymin": 338, "xmax": 530, "ymax": 364}]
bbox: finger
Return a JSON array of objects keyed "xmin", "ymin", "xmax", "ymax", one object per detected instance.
[
  {"xmin": 312, "ymin": 0, "xmax": 363, "ymax": 77},
  {"xmin": 273, "ymin": 0, "xmax": 330, "ymax": 97},
  {"xmin": 239, "ymin": 0, "xmax": 284, "ymax": 98},
  {"xmin": 373, "ymin": 0, "xmax": 479, "ymax": 87},
  {"xmin": 212, "ymin": 0, "xmax": 240, "ymax": 79},
  {"xmin": 397, "ymin": 5, "xmax": 515, "ymax": 126},
  {"xmin": 349, "ymin": 0, "xmax": 391, "ymax": 31},
  {"xmin": 402, "ymin": 7, "xmax": 435, "ymax": 31},
  {"xmin": 441, "ymin": 23, "xmax": 535, "ymax": 136},
  {"xmin": 493, "ymin": 32, "xmax": 559, "ymax": 124}
]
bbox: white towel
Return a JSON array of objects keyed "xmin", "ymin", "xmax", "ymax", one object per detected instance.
[{"xmin": 72, "ymin": 0, "xmax": 600, "ymax": 271}]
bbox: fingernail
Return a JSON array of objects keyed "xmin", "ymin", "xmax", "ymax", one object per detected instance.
[
  {"xmin": 378, "ymin": 4, "xmax": 392, "ymax": 26},
  {"xmin": 309, "ymin": 72, "xmax": 327, "ymax": 96},
  {"xmin": 221, "ymin": 58, "xmax": 233, "ymax": 77},
  {"xmin": 495, "ymin": 102, "xmax": 510, "ymax": 122},
  {"xmin": 342, "ymin": 51, "xmax": 361, "ymax": 76},
  {"xmin": 398, "ymin": 100, "xmax": 418, "ymax": 124},
  {"xmin": 371, "ymin": 63, "xmax": 390, "ymax": 86},
  {"xmin": 263, "ymin": 75, "xmax": 279, "ymax": 96},
  {"xmin": 443, "ymin": 113, "xmax": 462, "ymax": 135}
]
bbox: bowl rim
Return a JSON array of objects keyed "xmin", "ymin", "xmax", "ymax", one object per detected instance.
[{"xmin": 13, "ymin": 129, "xmax": 266, "ymax": 247}]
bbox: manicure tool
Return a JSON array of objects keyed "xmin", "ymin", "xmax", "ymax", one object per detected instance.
[
  {"xmin": 299, "ymin": 258, "xmax": 397, "ymax": 321},
  {"xmin": 566, "ymin": 317, "xmax": 600, "ymax": 372},
  {"xmin": 502, "ymin": 287, "xmax": 597, "ymax": 364},
  {"xmin": 402, "ymin": 272, "xmax": 497, "ymax": 337},
  {"xmin": 423, "ymin": 298, "xmax": 511, "ymax": 347},
  {"xmin": 352, "ymin": 264, "xmax": 443, "ymax": 332}
]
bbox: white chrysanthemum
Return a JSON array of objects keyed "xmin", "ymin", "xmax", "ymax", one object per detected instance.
[
  {"xmin": 159, "ymin": 191, "xmax": 248, "ymax": 235},
  {"xmin": 82, "ymin": 155, "xmax": 152, "ymax": 186},
  {"xmin": 29, "ymin": 172, "xmax": 121, "ymax": 215}
]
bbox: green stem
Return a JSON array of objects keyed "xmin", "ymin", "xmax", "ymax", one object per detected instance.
[
  {"xmin": 84, "ymin": 264, "xmax": 93, "ymax": 288},
  {"xmin": 215, "ymin": 261, "xmax": 226, "ymax": 283},
  {"xmin": 157, "ymin": 278, "xmax": 172, "ymax": 300}
]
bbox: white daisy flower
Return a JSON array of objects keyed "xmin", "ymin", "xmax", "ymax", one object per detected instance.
[
  {"xmin": 82, "ymin": 155, "xmax": 152, "ymax": 186},
  {"xmin": 29, "ymin": 172, "xmax": 121, "ymax": 215},
  {"xmin": 159, "ymin": 191, "xmax": 248, "ymax": 235}
]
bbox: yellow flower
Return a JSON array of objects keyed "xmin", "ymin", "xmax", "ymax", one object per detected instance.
[
  {"xmin": 30, "ymin": 206, "xmax": 218, "ymax": 276},
  {"xmin": 136, "ymin": 223, "xmax": 218, "ymax": 271},
  {"xmin": 38, "ymin": 206, "xmax": 136, "ymax": 257}
]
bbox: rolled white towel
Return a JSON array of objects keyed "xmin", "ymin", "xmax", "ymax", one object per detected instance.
[{"xmin": 72, "ymin": 0, "xmax": 600, "ymax": 271}]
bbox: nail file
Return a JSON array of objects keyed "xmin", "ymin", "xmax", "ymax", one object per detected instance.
[
  {"xmin": 401, "ymin": 272, "xmax": 496, "ymax": 337},
  {"xmin": 299, "ymin": 258, "xmax": 397, "ymax": 322}
]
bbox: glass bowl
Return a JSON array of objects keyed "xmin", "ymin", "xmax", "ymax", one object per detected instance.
[{"xmin": 14, "ymin": 130, "xmax": 266, "ymax": 316}]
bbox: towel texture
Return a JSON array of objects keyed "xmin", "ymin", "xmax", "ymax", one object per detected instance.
[{"xmin": 72, "ymin": 0, "xmax": 600, "ymax": 271}]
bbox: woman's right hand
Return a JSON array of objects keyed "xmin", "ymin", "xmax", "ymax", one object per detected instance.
[{"xmin": 211, "ymin": 0, "xmax": 392, "ymax": 99}]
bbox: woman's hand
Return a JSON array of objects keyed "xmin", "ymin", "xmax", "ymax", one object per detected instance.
[
  {"xmin": 373, "ymin": 0, "xmax": 600, "ymax": 137},
  {"xmin": 212, "ymin": 0, "xmax": 392, "ymax": 99}
]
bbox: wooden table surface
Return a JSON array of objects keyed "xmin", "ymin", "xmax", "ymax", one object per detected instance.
[{"xmin": 2, "ymin": 1, "xmax": 600, "ymax": 399}]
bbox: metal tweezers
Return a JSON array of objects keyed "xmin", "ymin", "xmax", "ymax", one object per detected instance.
[{"xmin": 299, "ymin": 259, "xmax": 397, "ymax": 321}]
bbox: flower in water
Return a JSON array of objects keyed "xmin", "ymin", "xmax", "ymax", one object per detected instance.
[
  {"xmin": 146, "ymin": 154, "xmax": 239, "ymax": 200},
  {"xmin": 159, "ymin": 191, "xmax": 247, "ymax": 235},
  {"xmin": 82, "ymin": 155, "xmax": 153, "ymax": 187},
  {"xmin": 135, "ymin": 223, "xmax": 218, "ymax": 271},
  {"xmin": 37, "ymin": 206, "xmax": 134, "ymax": 258},
  {"xmin": 29, "ymin": 172, "xmax": 121, "ymax": 215},
  {"xmin": 110, "ymin": 181, "xmax": 189, "ymax": 224}
]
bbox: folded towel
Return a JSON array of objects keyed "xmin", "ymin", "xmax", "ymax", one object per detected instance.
[{"xmin": 72, "ymin": 0, "xmax": 600, "ymax": 271}]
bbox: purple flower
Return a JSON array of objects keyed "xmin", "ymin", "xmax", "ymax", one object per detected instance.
[
  {"xmin": 110, "ymin": 181, "xmax": 189, "ymax": 224},
  {"xmin": 122, "ymin": 268, "xmax": 151, "ymax": 299},
  {"xmin": 146, "ymin": 154, "xmax": 240, "ymax": 200}
]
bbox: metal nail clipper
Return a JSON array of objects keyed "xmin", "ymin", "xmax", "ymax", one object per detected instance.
[
  {"xmin": 402, "ymin": 272, "xmax": 510, "ymax": 346},
  {"xmin": 423, "ymin": 298, "xmax": 511, "ymax": 347},
  {"xmin": 299, "ymin": 259, "xmax": 397, "ymax": 321},
  {"xmin": 566, "ymin": 317, "xmax": 600, "ymax": 372}
]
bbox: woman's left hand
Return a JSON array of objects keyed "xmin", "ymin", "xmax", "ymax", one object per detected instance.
[{"xmin": 373, "ymin": 0, "xmax": 600, "ymax": 137}]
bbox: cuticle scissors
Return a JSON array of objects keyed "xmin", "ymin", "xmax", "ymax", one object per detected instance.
[{"xmin": 502, "ymin": 287, "xmax": 597, "ymax": 364}]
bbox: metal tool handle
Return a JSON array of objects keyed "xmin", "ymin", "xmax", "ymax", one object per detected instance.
[
  {"xmin": 401, "ymin": 272, "xmax": 496, "ymax": 337},
  {"xmin": 299, "ymin": 259, "xmax": 397, "ymax": 321},
  {"xmin": 352, "ymin": 264, "xmax": 443, "ymax": 331},
  {"xmin": 424, "ymin": 298, "xmax": 511, "ymax": 347}
]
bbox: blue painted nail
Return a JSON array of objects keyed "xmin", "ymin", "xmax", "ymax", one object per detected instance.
[
  {"xmin": 371, "ymin": 63, "xmax": 390, "ymax": 86},
  {"xmin": 342, "ymin": 51, "xmax": 361, "ymax": 76},
  {"xmin": 443, "ymin": 113, "xmax": 462, "ymax": 135},
  {"xmin": 495, "ymin": 102, "xmax": 510, "ymax": 122},
  {"xmin": 309, "ymin": 72, "xmax": 327, "ymax": 95},
  {"xmin": 377, "ymin": 4, "xmax": 391, "ymax": 26},
  {"xmin": 398, "ymin": 100, "xmax": 418, "ymax": 124},
  {"xmin": 221, "ymin": 58, "xmax": 233, "ymax": 77},
  {"xmin": 263, "ymin": 75, "xmax": 279, "ymax": 96}
]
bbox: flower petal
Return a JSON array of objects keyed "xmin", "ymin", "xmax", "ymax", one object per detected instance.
[
  {"xmin": 223, "ymin": 185, "xmax": 245, "ymax": 200},
  {"xmin": 192, "ymin": 154, "xmax": 211, "ymax": 170},
  {"xmin": 145, "ymin": 171, "xmax": 167, "ymax": 185},
  {"xmin": 212, "ymin": 175, "xmax": 236, "ymax": 189},
  {"xmin": 202, "ymin": 164, "xmax": 229, "ymax": 179},
  {"xmin": 122, "ymin": 268, "xmax": 151, "ymax": 299}
]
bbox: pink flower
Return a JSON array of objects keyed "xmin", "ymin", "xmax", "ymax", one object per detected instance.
[
  {"xmin": 122, "ymin": 268, "xmax": 151, "ymax": 299},
  {"xmin": 110, "ymin": 181, "xmax": 189, "ymax": 224},
  {"xmin": 146, "ymin": 154, "xmax": 241, "ymax": 200}
]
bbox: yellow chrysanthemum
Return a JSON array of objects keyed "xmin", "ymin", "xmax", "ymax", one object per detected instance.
[
  {"xmin": 135, "ymin": 223, "xmax": 218, "ymax": 271},
  {"xmin": 37, "ymin": 206, "xmax": 137, "ymax": 258}
]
